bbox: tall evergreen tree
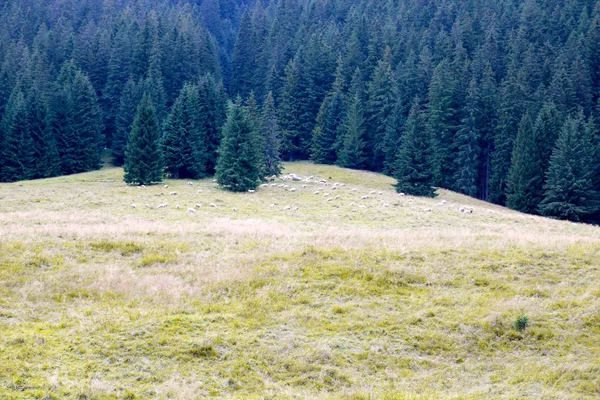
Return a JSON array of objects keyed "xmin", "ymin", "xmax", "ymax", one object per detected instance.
[
  {"xmin": 197, "ymin": 73, "xmax": 228, "ymax": 174},
  {"xmin": 533, "ymin": 103, "xmax": 562, "ymax": 174},
  {"xmin": 162, "ymin": 83, "xmax": 206, "ymax": 179},
  {"xmin": 312, "ymin": 58, "xmax": 346, "ymax": 165},
  {"xmin": 231, "ymin": 10, "xmax": 255, "ymax": 98},
  {"xmin": 215, "ymin": 103, "xmax": 262, "ymax": 192},
  {"xmin": 454, "ymin": 79, "xmax": 482, "ymax": 198},
  {"xmin": 0, "ymin": 88, "xmax": 34, "ymax": 182},
  {"xmin": 25, "ymin": 87, "xmax": 60, "ymax": 179},
  {"xmin": 539, "ymin": 115, "xmax": 600, "ymax": 221},
  {"xmin": 393, "ymin": 98, "xmax": 436, "ymax": 197},
  {"xmin": 260, "ymin": 91, "xmax": 283, "ymax": 177},
  {"xmin": 506, "ymin": 114, "xmax": 544, "ymax": 214},
  {"xmin": 124, "ymin": 96, "xmax": 163, "ymax": 186},
  {"xmin": 112, "ymin": 78, "xmax": 143, "ymax": 166}
]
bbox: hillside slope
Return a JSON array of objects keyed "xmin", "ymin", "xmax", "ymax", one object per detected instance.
[{"xmin": 0, "ymin": 163, "xmax": 599, "ymax": 399}]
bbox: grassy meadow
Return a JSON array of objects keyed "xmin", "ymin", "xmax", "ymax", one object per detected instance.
[{"xmin": 0, "ymin": 162, "xmax": 599, "ymax": 399}]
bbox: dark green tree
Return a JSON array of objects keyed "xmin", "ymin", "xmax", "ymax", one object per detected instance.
[
  {"xmin": 539, "ymin": 115, "xmax": 600, "ymax": 221},
  {"xmin": 454, "ymin": 79, "xmax": 482, "ymax": 198},
  {"xmin": 124, "ymin": 96, "xmax": 163, "ymax": 186},
  {"xmin": 215, "ymin": 103, "xmax": 262, "ymax": 192},
  {"xmin": 0, "ymin": 88, "xmax": 35, "ymax": 182},
  {"xmin": 231, "ymin": 10, "xmax": 254, "ymax": 98},
  {"xmin": 312, "ymin": 58, "xmax": 346, "ymax": 164},
  {"xmin": 260, "ymin": 91, "xmax": 283, "ymax": 177},
  {"xmin": 197, "ymin": 74, "xmax": 228, "ymax": 174},
  {"xmin": 112, "ymin": 78, "xmax": 143, "ymax": 166},
  {"xmin": 506, "ymin": 114, "xmax": 544, "ymax": 214},
  {"xmin": 533, "ymin": 103, "xmax": 562, "ymax": 174},
  {"xmin": 393, "ymin": 98, "xmax": 436, "ymax": 197},
  {"xmin": 162, "ymin": 83, "xmax": 206, "ymax": 179}
]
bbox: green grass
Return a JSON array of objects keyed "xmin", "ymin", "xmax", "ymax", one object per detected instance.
[{"xmin": 0, "ymin": 162, "xmax": 599, "ymax": 399}]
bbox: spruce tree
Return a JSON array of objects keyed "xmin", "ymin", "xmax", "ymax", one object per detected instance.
[
  {"xmin": 124, "ymin": 96, "xmax": 163, "ymax": 186},
  {"xmin": 231, "ymin": 10, "xmax": 255, "ymax": 98},
  {"xmin": 25, "ymin": 87, "xmax": 60, "ymax": 179},
  {"xmin": 454, "ymin": 79, "xmax": 482, "ymax": 198},
  {"xmin": 506, "ymin": 114, "xmax": 544, "ymax": 214},
  {"xmin": 260, "ymin": 91, "xmax": 283, "ymax": 177},
  {"xmin": 366, "ymin": 47, "xmax": 397, "ymax": 172},
  {"xmin": 197, "ymin": 74, "xmax": 227, "ymax": 174},
  {"xmin": 162, "ymin": 83, "xmax": 206, "ymax": 179},
  {"xmin": 337, "ymin": 93, "xmax": 367, "ymax": 170},
  {"xmin": 533, "ymin": 103, "xmax": 562, "ymax": 174},
  {"xmin": 311, "ymin": 58, "xmax": 346, "ymax": 165},
  {"xmin": 215, "ymin": 103, "xmax": 262, "ymax": 192},
  {"xmin": 112, "ymin": 78, "xmax": 143, "ymax": 166},
  {"xmin": 0, "ymin": 88, "xmax": 35, "ymax": 182},
  {"xmin": 539, "ymin": 115, "xmax": 600, "ymax": 221},
  {"xmin": 393, "ymin": 98, "xmax": 436, "ymax": 197}
]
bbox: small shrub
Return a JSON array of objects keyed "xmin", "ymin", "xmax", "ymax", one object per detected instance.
[{"xmin": 513, "ymin": 313, "xmax": 529, "ymax": 332}]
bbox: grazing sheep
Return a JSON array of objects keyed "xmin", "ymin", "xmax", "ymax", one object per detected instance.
[
  {"xmin": 383, "ymin": 203, "xmax": 390, "ymax": 207},
  {"xmin": 131, "ymin": 204, "xmax": 137, "ymax": 209},
  {"xmin": 293, "ymin": 206, "xmax": 299, "ymax": 211},
  {"xmin": 164, "ymin": 185, "xmax": 169, "ymax": 188},
  {"xmin": 140, "ymin": 185, "xmax": 146, "ymax": 188},
  {"xmin": 323, "ymin": 193, "xmax": 330, "ymax": 197},
  {"xmin": 260, "ymin": 184, "xmax": 268, "ymax": 188},
  {"xmin": 270, "ymin": 184, "xmax": 277, "ymax": 187},
  {"xmin": 170, "ymin": 191, "xmax": 178, "ymax": 196},
  {"xmin": 351, "ymin": 188, "xmax": 357, "ymax": 192},
  {"xmin": 361, "ymin": 195, "xmax": 369, "ymax": 200},
  {"xmin": 232, "ymin": 207, "xmax": 237, "ymax": 212},
  {"xmin": 210, "ymin": 203, "xmax": 217, "ymax": 208},
  {"xmin": 196, "ymin": 204, "xmax": 202, "ymax": 208},
  {"xmin": 441, "ymin": 200, "xmax": 447, "ymax": 204},
  {"xmin": 406, "ymin": 199, "xmax": 413, "ymax": 203},
  {"xmin": 157, "ymin": 204, "xmax": 168, "ymax": 209},
  {"xmin": 308, "ymin": 176, "xmax": 314, "ymax": 180},
  {"xmin": 278, "ymin": 184, "xmax": 285, "ymax": 188},
  {"xmin": 340, "ymin": 183, "xmax": 346, "ymax": 187},
  {"xmin": 370, "ymin": 191, "xmax": 377, "ymax": 195},
  {"xmin": 212, "ymin": 179, "xmax": 217, "ymax": 182},
  {"xmin": 145, "ymin": 203, "xmax": 151, "ymax": 208},
  {"xmin": 283, "ymin": 206, "xmax": 291, "ymax": 210},
  {"xmin": 176, "ymin": 204, "xmax": 181, "ymax": 209},
  {"xmin": 398, "ymin": 193, "xmax": 406, "ymax": 196},
  {"xmin": 335, "ymin": 195, "xmax": 340, "ymax": 199},
  {"xmin": 313, "ymin": 191, "xmax": 320, "ymax": 195},
  {"xmin": 188, "ymin": 208, "xmax": 196, "ymax": 213},
  {"xmin": 289, "ymin": 188, "xmax": 296, "ymax": 192},
  {"xmin": 248, "ymin": 190, "xmax": 256, "ymax": 193},
  {"xmin": 332, "ymin": 186, "xmax": 337, "ymax": 190},
  {"xmin": 197, "ymin": 189, "xmax": 203, "ymax": 193},
  {"xmin": 188, "ymin": 182, "xmax": 193, "ymax": 186},
  {"xmin": 378, "ymin": 191, "xmax": 383, "ymax": 195},
  {"xmin": 326, "ymin": 198, "xmax": 333, "ymax": 202},
  {"xmin": 302, "ymin": 185, "xmax": 308, "ymax": 188},
  {"xmin": 349, "ymin": 202, "xmax": 355, "ymax": 206}
]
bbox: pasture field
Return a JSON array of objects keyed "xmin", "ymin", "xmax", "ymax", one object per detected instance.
[{"xmin": 0, "ymin": 162, "xmax": 598, "ymax": 399}]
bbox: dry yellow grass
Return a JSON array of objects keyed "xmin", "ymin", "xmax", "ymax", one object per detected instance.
[{"xmin": 0, "ymin": 162, "xmax": 599, "ymax": 399}]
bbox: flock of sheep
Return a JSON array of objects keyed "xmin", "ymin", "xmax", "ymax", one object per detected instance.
[{"xmin": 128, "ymin": 173, "xmax": 480, "ymax": 216}]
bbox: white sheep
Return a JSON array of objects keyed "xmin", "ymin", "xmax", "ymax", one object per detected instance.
[
  {"xmin": 210, "ymin": 203, "xmax": 217, "ymax": 208},
  {"xmin": 170, "ymin": 191, "xmax": 178, "ymax": 196},
  {"xmin": 131, "ymin": 204, "xmax": 137, "ymax": 209},
  {"xmin": 293, "ymin": 206, "xmax": 299, "ymax": 211},
  {"xmin": 323, "ymin": 193, "xmax": 330, "ymax": 197},
  {"xmin": 176, "ymin": 204, "xmax": 181, "ymax": 209},
  {"xmin": 289, "ymin": 188, "xmax": 296, "ymax": 192},
  {"xmin": 145, "ymin": 203, "xmax": 151, "ymax": 208},
  {"xmin": 326, "ymin": 198, "xmax": 333, "ymax": 202},
  {"xmin": 248, "ymin": 190, "xmax": 256, "ymax": 193},
  {"xmin": 196, "ymin": 204, "xmax": 202, "ymax": 208},
  {"xmin": 270, "ymin": 204, "xmax": 276, "ymax": 208},
  {"xmin": 302, "ymin": 185, "xmax": 308, "ymax": 188},
  {"xmin": 232, "ymin": 207, "xmax": 237, "ymax": 212},
  {"xmin": 270, "ymin": 184, "xmax": 277, "ymax": 187},
  {"xmin": 383, "ymin": 203, "xmax": 390, "ymax": 208},
  {"xmin": 197, "ymin": 189, "xmax": 203, "ymax": 193},
  {"xmin": 378, "ymin": 191, "xmax": 383, "ymax": 195},
  {"xmin": 352, "ymin": 188, "xmax": 357, "ymax": 192},
  {"xmin": 283, "ymin": 206, "xmax": 291, "ymax": 210},
  {"xmin": 188, "ymin": 182, "xmax": 193, "ymax": 186},
  {"xmin": 349, "ymin": 202, "xmax": 355, "ymax": 206},
  {"xmin": 361, "ymin": 195, "xmax": 369, "ymax": 200},
  {"xmin": 398, "ymin": 193, "xmax": 406, "ymax": 196},
  {"xmin": 188, "ymin": 208, "xmax": 196, "ymax": 213},
  {"xmin": 164, "ymin": 185, "xmax": 169, "ymax": 188},
  {"xmin": 157, "ymin": 204, "xmax": 168, "ymax": 209},
  {"xmin": 313, "ymin": 191, "xmax": 320, "ymax": 195},
  {"xmin": 335, "ymin": 195, "xmax": 340, "ymax": 200},
  {"xmin": 370, "ymin": 191, "xmax": 377, "ymax": 195}
]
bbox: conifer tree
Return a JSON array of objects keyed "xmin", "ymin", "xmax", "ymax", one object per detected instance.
[
  {"xmin": 0, "ymin": 88, "xmax": 34, "ymax": 182},
  {"xmin": 231, "ymin": 11, "xmax": 254, "ymax": 98},
  {"xmin": 112, "ymin": 78, "xmax": 143, "ymax": 166},
  {"xmin": 454, "ymin": 79, "xmax": 482, "ymax": 198},
  {"xmin": 533, "ymin": 103, "xmax": 562, "ymax": 174},
  {"xmin": 197, "ymin": 74, "xmax": 227, "ymax": 174},
  {"xmin": 393, "ymin": 98, "xmax": 436, "ymax": 197},
  {"xmin": 366, "ymin": 47, "xmax": 397, "ymax": 171},
  {"xmin": 260, "ymin": 91, "xmax": 283, "ymax": 177},
  {"xmin": 337, "ymin": 92, "xmax": 367, "ymax": 170},
  {"xmin": 162, "ymin": 83, "xmax": 206, "ymax": 179},
  {"xmin": 124, "ymin": 96, "xmax": 163, "ymax": 186},
  {"xmin": 506, "ymin": 114, "xmax": 544, "ymax": 214},
  {"xmin": 539, "ymin": 115, "xmax": 600, "ymax": 221},
  {"xmin": 215, "ymin": 103, "xmax": 262, "ymax": 192},
  {"xmin": 312, "ymin": 58, "xmax": 346, "ymax": 165},
  {"xmin": 25, "ymin": 87, "xmax": 60, "ymax": 179}
]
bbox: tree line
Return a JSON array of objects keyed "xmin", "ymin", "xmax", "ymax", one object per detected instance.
[{"xmin": 0, "ymin": 0, "xmax": 599, "ymax": 222}]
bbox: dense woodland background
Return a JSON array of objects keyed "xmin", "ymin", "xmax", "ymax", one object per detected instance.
[{"xmin": 0, "ymin": 0, "xmax": 599, "ymax": 222}]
